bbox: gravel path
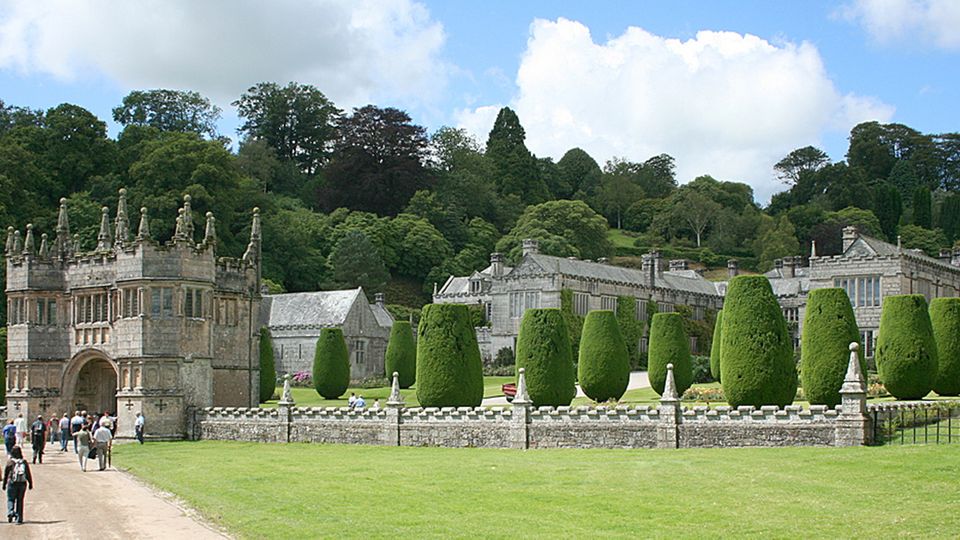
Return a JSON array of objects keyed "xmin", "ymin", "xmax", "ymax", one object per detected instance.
[{"xmin": 3, "ymin": 442, "xmax": 228, "ymax": 539}]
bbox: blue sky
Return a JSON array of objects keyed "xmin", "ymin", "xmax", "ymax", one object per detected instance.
[{"xmin": 1, "ymin": 0, "xmax": 957, "ymax": 203}]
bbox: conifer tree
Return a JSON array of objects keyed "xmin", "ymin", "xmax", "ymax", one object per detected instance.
[
  {"xmin": 258, "ymin": 327, "xmax": 277, "ymax": 403},
  {"xmin": 313, "ymin": 328, "xmax": 351, "ymax": 399}
]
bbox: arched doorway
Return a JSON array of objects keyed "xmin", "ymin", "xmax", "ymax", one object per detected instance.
[{"xmin": 64, "ymin": 352, "xmax": 119, "ymax": 415}]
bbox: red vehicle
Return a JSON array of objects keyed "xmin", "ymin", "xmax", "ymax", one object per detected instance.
[{"xmin": 502, "ymin": 383, "xmax": 516, "ymax": 402}]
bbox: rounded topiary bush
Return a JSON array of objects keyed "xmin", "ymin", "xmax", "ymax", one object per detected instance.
[
  {"xmin": 313, "ymin": 328, "xmax": 350, "ymax": 399},
  {"xmin": 720, "ymin": 275, "xmax": 797, "ymax": 407},
  {"xmin": 258, "ymin": 326, "xmax": 277, "ymax": 403},
  {"xmin": 416, "ymin": 303, "xmax": 484, "ymax": 407},
  {"xmin": 578, "ymin": 310, "xmax": 630, "ymax": 402},
  {"xmin": 385, "ymin": 321, "xmax": 416, "ymax": 389},
  {"xmin": 648, "ymin": 312, "xmax": 693, "ymax": 396},
  {"xmin": 800, "ymin": 288, "xmax": 862, "ymax": 407},
  {"xmin": 516, "ymin": 308, "xmax": 576, "ymax": 407},
  {"xmin": 709, "ymin": 310, "xmax": 723, "ymax": 383},
  {"xmin": 876, "ymin": 295, "xmax": 938, "ymax": 400},
  {"xmin": 930, "ymin": 298, "xmax": 960, "ymax": 396}
]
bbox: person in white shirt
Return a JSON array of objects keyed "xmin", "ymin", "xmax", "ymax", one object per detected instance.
[
  {"xmin": 13, "ymin": 414, "xmax": 28, "ymax": 447},
  {"xmin": 134, "ymin": 413, "xmax": 145, "ymax": 444},
  {"xmin": 58, "ymin": 414, "xmax": 71, "ymax": 452},
  {"xmin": 348, "ymin": 393, "xmax": 357, "ymax": 409},
  {"xmin": 92, "ymin": 424, "xmax": 113, "ymax": 471}
]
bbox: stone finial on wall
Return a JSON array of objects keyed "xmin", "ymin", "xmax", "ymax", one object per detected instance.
[
  {"xmin": 203, "ymin": 212, "xmax": 217, "ymax": 248},
  {"xmin": 137, "ymin": 207, "xmax": 151, "ymax": 240},
  {"xmin": 114, "ymin": 188, "xmax": 130, "ymax": 246},
  {"xmin": 810, "ymin": 240, "xmax": 817, "ymax": 258},
  {"xmin": 22, "ymin": 224, "xmax": 35, "ymax": 256},
  {"xmin": 182, "ymin": 194, "xmax": 194, "ymax": 240},
  {"xmin": 174, "ymin": 208, "xmax": 186, "ymax": 239},
  {"xmin": 13, "ymin": 229, "xmax": 22, "ymax": 254},
  {"xmin": 55, "ymin": 197, "xmax": 71, "ymax": 258},
  {"xmin": 387, "ymin": 372, "xmax": 405, "ymax": 408},
  {"xmin": 38, "ymin": 233, "xmax": 49, "ymax": 259},
  {"xmin": 242, "ymin": 207, "xmax": 261, "ymax": 265},
  {"xmin": 5, "ymin": 226, "xmax": 13, "ymax": 256},
  {"xmin": 95, "ymin": 206, "xmax": 113, "ymax": 252},
  {"xmin": 514, "ymin": 368, "xmax": 532, "ymax": 405},
  {"xmin": 661, "ymin": 363, "xmax": 680, "ymax": 403},
  {"xmin": 279, "ymin": 374, "xmax": 294, "ymax": 406}
]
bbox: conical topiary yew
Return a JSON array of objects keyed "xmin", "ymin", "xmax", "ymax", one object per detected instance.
[
  {"xmin": 720, "ymin": 275, "xmax": 797, "ymax": 407},
  {"xmin": 800, "ymin": 288, "xmax": 862, "ymax": 407},
  {"xmin": 385, "ymin": 321, "xmax": 416, "ymax": 389},
  {"xmin": 709, "ymin": 310, "xmax": 723, "ymax": 382},
  {"xmin": 258, "ymin": 326, "xmax": 277, "ymax": 403},
  {"xmin": 876, "ymin": 295, "xmax": 938, "ymax": 400},
  {"xmin": 578, "ymin": 310, "xmax": 630, "ymax": 402},
  {"xmin": 648, "ymin": 312, "xmax": 693, "ymax": 397},
  {"xmin": 313, "ymin": 328, "xmax": 350, "ymax": 399},
  {"xmin": 416, "ymin": 303, "xmax": 484, "ymax": 407},
  {"xmin": 516, "ymin": 308, "xmax": 577, "ymax": 407},
  {"xmin": 930, "ymin": 298, "xmax": 960, "ymax": 396}
]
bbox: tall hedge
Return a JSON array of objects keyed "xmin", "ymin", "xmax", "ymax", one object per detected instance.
[
  {"xmin": 709, "ymin": 310, "xmax": 723, "ymax": 382},
  {"xmin": 385, "ymin": 321, "xmax": 416, "ymax": 389},
  {"xmin": 578, "ymin": 310, "xmax": 630, "ymax": 402},
  {"xmin": 615, "ymin": 296, "xmax": 643, "ymax": 369},
  {"xmin": 258, "ymin": 326, "xmax": 277, "ymax": 403},
  {"xmin": 416, "ymin": 304, "xmax": 484, "ymax": 407},
  {"xmin": 876, "ymin": 295, "xmax": 938, "ymax": 400},
  {"xmin": 313, "ymin": 328, "xmax": 351, "ymax": 399},
  {"xmin": 720, "ymin": 275, "xmax": 797, "ymax": 407},
  {"xmin": 648, "ymin": 312, "xmax": 693, "ymax": 396},
  {"xmin": 515, "ymin": 308, "xmax": 577, "ymax": 407},
  {"xmin": 800, "ymin": 288, "xmax": 862, "ymax": 407},
  {"xmin": 929, "ymin": 298, "xmax": 960, "ymax": 396}
]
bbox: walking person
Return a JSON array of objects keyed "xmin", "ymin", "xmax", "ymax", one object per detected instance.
[
  {"xmin": 70, "ymin": 411, "xmax": 83, "ymax": 453},
  {"xmin": 29, "ymin": 416, "xmax": 46, "ymax": 465},
  {"xmin": 3, "ymin": 446, "xmax": 33, "ymax": 525},
  {"xmin": 73, "ymin": 423, "xmax": 92, "ymax": 472},
  {"xmin": 59, "ymin": 414, "xmax": 71, "ymax": 452},
  {"xmin": 13, "ymin": 414, "xmax": 27, "ymax": 448},
  {"xmin": 134, "ymin": 413, "xmax": 145, "ymax": 444},
  {"xmin": 2, "ymin": 421, "xmax": 15, "ymax": 456},
  {"xmin": 93, "ymin": 422, "xmax": 113, "ymax": 471}
]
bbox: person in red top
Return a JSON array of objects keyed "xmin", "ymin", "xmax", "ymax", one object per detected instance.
[{"xmin": 3, "ymin": 446, "xmax": 34, "ymax": 525}]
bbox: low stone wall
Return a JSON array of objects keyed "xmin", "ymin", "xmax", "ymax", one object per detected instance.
[{"xmin": 190, "ymin": 401, "xmax": 870, "ymax": 449}]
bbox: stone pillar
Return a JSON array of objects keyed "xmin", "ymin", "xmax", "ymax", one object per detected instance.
[
  {"xmin": 510, "ymin": 368, "xmax": 532, "ymax": 449},
  {"xmin": 657, "ymin": 364, "xmax": 681, "ymax": 449},
  {"xmin": 384, "ymin": 372, "xmax": 403, "ymax": 447},
  {"xmin": 277, "ymin": 374, "xmax": 294, "ymax": 443},
  {"xmin": 727, "ymin": 259, "xmax": 739, "ymax": 278},
  {"xmin": 836, "ymin": 342, "xmax": 872, "ymax": 446}
]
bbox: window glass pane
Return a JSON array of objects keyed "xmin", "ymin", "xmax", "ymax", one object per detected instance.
[
  {"xmin": 162, "ymin": 288, "xmax": 173, "ymax": 317},
  {"xmin": 151, "ymin": 289, "xmax": 161, "ymax": 317}
]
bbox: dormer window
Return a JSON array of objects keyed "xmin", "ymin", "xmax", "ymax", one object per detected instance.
[{"xmin": 469, "ymin": 279, "xmax": 482, "ymax": 294}]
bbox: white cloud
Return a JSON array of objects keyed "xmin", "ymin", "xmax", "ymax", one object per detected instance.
[
  {"xmin": 837, "ymin": 0, "xmax": 960, "ymax": 50},
  {"xmin": 0, "ymin": 0, "xmax": 448, "ymax": 108},
  {"xmin": 457, "ymin": 18, "xmax": 894, "ymax": 203}
]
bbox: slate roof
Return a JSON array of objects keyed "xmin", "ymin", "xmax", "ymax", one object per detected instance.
[
  {"xmin": 525, "ymin": 253, "xmax": 721, "ymax": 296},
  {"xmin": 370, "ymin": 304, "xmax": 395, "ymax": 328},
  {"xmin": 261, "ymin": 288, "xmax": 362, "ymax": 328},
  {"xmin": 846, "ymin": 236, "xmax": 900, "ymax": 257},
  {"xmin": 436, "ymin": 262, "xmax": 513, "ymax": 296}
]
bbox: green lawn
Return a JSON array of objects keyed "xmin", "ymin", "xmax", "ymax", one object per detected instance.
[
  {"xmin": 263, "ymin": 376, "xmax": 515, "ymax": 408},
  {"xmin": 115, "ymin": 441, "xmax": 960, "ymax": 539},
  {"xmin": 607, "ymin": 228, "xmax": 637, "ymax": 248}
]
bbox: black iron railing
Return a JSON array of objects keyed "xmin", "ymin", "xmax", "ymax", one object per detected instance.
[{"xmin": 869, "ymin": 401, "xmax": 960, "ymax": 445}]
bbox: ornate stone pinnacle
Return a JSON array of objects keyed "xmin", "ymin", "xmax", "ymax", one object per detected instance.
[
  {"xmin": 5, "ymin": 226, "xmax": 14, "ymax": 256},
  {"xmin": 114, "ymin": 188, "xmax": 130, "ymax": 246},
  {"xmin": 279, "ymin": 374, "xmax": 294, "ymax": 405},
  {"xmin": 56, "ymin": 197, "xmax": 71, "ymax": 258},
  {"xmin": 661, "ymin": 363, "xmax": 680, "ymax": 402},
  {"xmin": 22, "ymin": 224, "xmax": 35, "ymax": 255},
  {"xmin": 12, "ymin": 230, "xmax": 21, "ymax": 254},
  {"xmin": 38, "ymin": 233, "xmax": 49, "ymax": 259},
  {"xmin": 95, "ymin": 206, "xmax": 112, "ymax": 252},
  {"xmin": 137, "ymin": 207, "xmax": 150, "ymax": 240},
  {"xmin": 174, "ymin": 208, "xmax": 186, "ymax": 239},
  {"xmin": 810, "ymin": 240, "xmax": 817, "ymax": 258},
  {"xmin": 387, "ymin": 372, "xmax": 405, "ymax": 407},
  {"xmin": 203, "ymin": 211, "xmax": 217, "ymax": 247},
  {"xmin": 182, "ymin": 194, "xmax": 194, "ymax": 239},
  {"xmin": 514, "ymin": 368, "xmax": 532, "ymax": 405},
  {"xmin": 250, "ymin": 207, "xmax": 261, "ymax": 241},
  {"xmin": 840, "ymin": 342, "xmax": 866, "ymax": 395}
]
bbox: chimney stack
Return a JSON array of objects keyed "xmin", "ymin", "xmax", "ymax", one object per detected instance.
[
  {"xmin": 669, "ymin": 259, "xmax": 688, "ymax": 271},
  {"xmin": 842, "ymin": 226, "xmax": 858, "ymax": 253},
  {"xmin": 490, "ymin": 252, "xmax": 503, "ymax": 277},
  {"xmin": 727, "ymin": 259, "xmax": 739, "ymax": 278},
  {"xmin": 953, "ymin": 248, "xmax": 960, "ymax": 268},
  {"xmin": 783, "ymin": 256, "xmax": 796, "ymax": 278},
  {"xmin": 521, "ymin": 238, "xmax": 539, "ymax": 257},
  {"xmin": 938, "ymin": 249, "xmax": 952, "ymax": 264},
  {"xmin": 375, "ymin": 292, "xmax": 385, "ymax": 307},
  {"xmin": 642, "ymin": 251, "xmax": 661, "ymax": 288}
]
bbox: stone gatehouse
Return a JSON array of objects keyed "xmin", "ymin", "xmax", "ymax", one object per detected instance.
[{"xmin": 4, "ymin": 190, "xmax": 262, "ymax": 439}]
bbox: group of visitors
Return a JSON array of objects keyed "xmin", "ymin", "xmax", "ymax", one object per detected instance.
[
  {"xmin": 2, "ymin": 410, "xmax": 146, "ymax": 525},
  {"xmin": 347, "ymin": 393, "xmax": 380, "ymax": 410}
]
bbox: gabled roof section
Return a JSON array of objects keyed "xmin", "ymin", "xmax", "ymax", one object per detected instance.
[
  {"xmin": 844, "ymin": 236, "xmax": 899, "ymax": 258},
  {"xmin": 370, "ymin": 303, "xmax": 395, "ymax": 328},
  {"xmin": 261, "ymin": 288, "xmax": 363, "ymax": 328}
]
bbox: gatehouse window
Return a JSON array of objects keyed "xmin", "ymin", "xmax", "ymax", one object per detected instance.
[
  {"xmin": 75, "ymin": 292, "xmax": 109, "ymax": 324},
  {"xmin": 150, "ymin": 287, "xmax": 174, "ymax": 318},
  {"xmin": 121, "ymin": 287, "xmax": 140, "ymax": 318},
  {"xmin": 36, "ymin": 298, "xmax": 56, "ymax": 325},
  {"xmin": 184, "ymin": 287, "xmax": 204, "ymax": 319}
]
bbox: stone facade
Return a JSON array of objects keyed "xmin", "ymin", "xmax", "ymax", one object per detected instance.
[
  {"xmin": 259, "ymin": 289, "xmax": 394, "ymax": 380},
  {"xmin": 762, "ymin": 227, "xmax": 960, "ymax": 360},
  {"xmin": 192, "ymin": 351, "xmax": 877, "ymax": 449},
  {"xmin": 4, "ymin": 190, "xmax": 262, "ymax": 439},
  {"xmin": 434, "ymin": 240, "xmax": 724, "ymax": 361}
]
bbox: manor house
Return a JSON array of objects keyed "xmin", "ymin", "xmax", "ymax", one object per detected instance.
[
  {"xmin": 259, "ymin": 288, "xmax": 394, "ymax": 379},
  {"xmin": 4, "ymin": 190, "xmax": 263, "ymax": 439},
  {"xmin": 762, "ymin": 226, "xmax": 960, "ymax": 361},
  {"xmin": 433, "ymin": 239, "xmax": 724, "ymax": 361}
]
